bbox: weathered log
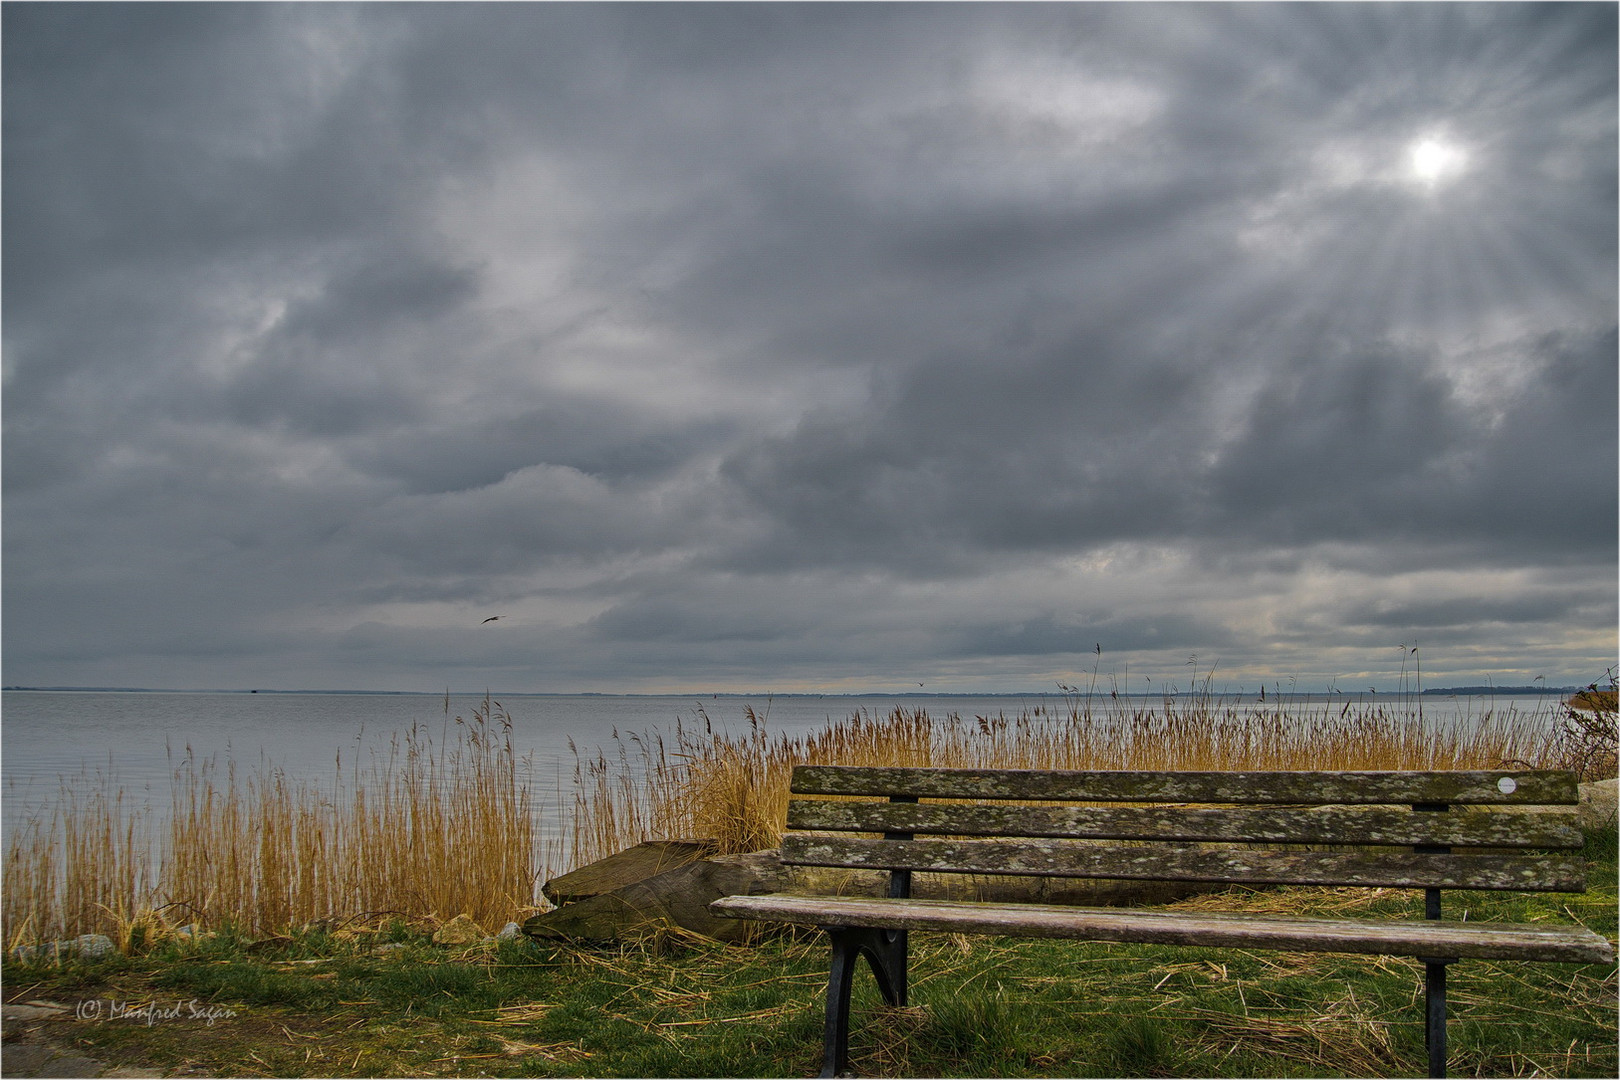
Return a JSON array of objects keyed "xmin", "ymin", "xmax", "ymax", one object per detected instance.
[
  {"xmin": 541, "ymin": 839, "xmax": 716, "ymax": 905},
  {"xmin": 525, "ymin": 851, "xmax": 785, "ymax": 943}
]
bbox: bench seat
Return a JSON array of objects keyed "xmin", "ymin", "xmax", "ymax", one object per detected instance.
[{"xmin": 712, "ymin": 892, "xmax": 1615, "ymax": 964}]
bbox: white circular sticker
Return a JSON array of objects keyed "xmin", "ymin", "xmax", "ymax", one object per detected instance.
[{"xmin": 1497, "ymin": 777, "xmax": 1517, "ymax": 795}]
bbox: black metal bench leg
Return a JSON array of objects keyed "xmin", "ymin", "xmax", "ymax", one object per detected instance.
[
  {"xmin": 820, "ymin": 927, "xmax": 909, "ymax": 1078},
  {"xmin": 1425, "ymin": 959, "xmax": 1452, "ymax": 1079},
  {"xmin": 821, "ymin": 931, "xmax": 860, "ymax": 1078}
]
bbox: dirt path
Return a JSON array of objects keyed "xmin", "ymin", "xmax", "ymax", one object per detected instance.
[{"xmin": 2, "ymin": 1002, "xmax": 165, "ymax": 1078}]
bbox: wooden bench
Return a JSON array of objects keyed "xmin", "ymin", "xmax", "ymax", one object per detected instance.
[{"xmin": 710, "ymin": 766, "xmax": 1614, "ymax": 1078}]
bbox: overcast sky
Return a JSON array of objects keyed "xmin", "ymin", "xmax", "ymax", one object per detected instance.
[{"xmin": 3, "ymin": 3, "xmax": 1615, "ymax": 695}]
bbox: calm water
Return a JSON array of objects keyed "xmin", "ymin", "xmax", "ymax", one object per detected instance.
[
  {"xmin": 0, "ymin": 689, "xmax": 1564, "ymax": 853},
  {"xmin": 0, "ymin": 690, "xmax": 1070, "ymax": 848}
]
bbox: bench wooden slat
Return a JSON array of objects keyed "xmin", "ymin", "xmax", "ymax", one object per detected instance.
[
  {"xmin": 779, "ymin": 835, "xmax": 1589, "ymax": 892},
  {"xmin": 790, "ymin": 766, "xmax": 1578, "ymax": 805},
  {"xmin": 786, "ymin": 800, "xmax": 1584, "ymax": 849},
  {"xmin": 710, "ymin": 893, "xmax": 1616, "ymax": 964}
]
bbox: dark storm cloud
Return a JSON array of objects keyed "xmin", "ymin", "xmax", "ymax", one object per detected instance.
[
  {"xmin": 944, "ymin": 613, "xmax": 1232, "ymax": 660},
  {"xmin": 3, "ymin": 3, "xmax": 1614, "ymax": 692}
]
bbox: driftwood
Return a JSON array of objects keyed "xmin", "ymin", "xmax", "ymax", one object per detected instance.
[
  {"xmin": 541, "ymin": 839, "xmax": 716, "ymax": 905},
  {"xmin": 526, "ymin": 850, "xmax": 780, "ymax": 943}
]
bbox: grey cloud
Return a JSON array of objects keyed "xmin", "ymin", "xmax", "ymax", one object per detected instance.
[
  {"xmin": 353, "ymin": 404, "xmax": 735, "ymax": 495},
  {"xmin": 944, "ymin": 613, "xmax": 1231, "ymax": 660},
  {"xmin": 3, "ymin": 3, "xmax": 1614, "ymax": 692},
  {"xmin": 277, "ymin": 255, "xmax": 483, "ymax": 344},
  {"xmin": 1207, "ymin": 344, "xmax": 1468, "ymax": 542},
  {"xmin": 1339, "ymin": 593, "xmax": 1597, "ymax": 634}
]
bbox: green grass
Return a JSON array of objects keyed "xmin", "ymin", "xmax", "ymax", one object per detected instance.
[{"xmin": 5, "ymin": 828, "xmax": 1615, "ymax": 1078}]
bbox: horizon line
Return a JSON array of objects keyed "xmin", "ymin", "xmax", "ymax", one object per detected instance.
[{"xmin": 2, "ymin": 684, "xmax": 1586, "ymax": 697}]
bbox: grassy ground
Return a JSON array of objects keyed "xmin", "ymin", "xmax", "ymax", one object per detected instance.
[{"xmin": 5, "ymin": 828, "xmax": 1614, "ymax": 1078}]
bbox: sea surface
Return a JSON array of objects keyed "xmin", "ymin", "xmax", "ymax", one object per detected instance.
[
  {"xmin": 0, "ymin": 690, "xmax": 1069, "ymax": 846},
  {"xmin": 0, "ymin": 689, "xmax": 1568, "ymax": 857}
]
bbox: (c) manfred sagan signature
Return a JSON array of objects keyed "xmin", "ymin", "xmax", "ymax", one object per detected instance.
[{"xmin": 75, "ymin": 999, "xmax": 238, "ymax": 1027}]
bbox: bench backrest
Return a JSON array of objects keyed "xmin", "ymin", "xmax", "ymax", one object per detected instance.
[{"xmin": 781, "ymin": 766, "xmax": 1587, "ymax": 893}]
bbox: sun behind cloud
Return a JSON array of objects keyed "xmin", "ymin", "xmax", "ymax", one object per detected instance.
[{"xmin": 1408, "ymin": 136, "xmax": 1468, "ymax": 188}]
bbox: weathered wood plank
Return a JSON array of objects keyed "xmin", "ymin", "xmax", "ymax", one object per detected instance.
[
  {"xmin": 778, "ymin": 836, "xmax": 1588, "ymax": 892},
  {"xmin": 786, "ymin": 800, "xmax": 1583, "ymax": 849},
  {"xmin": 709, "ymin": 894, "xmax": 1616, "ymax": 964},
  {"xmin": 790, "ymin": 766, "xmax": 1579, "ymax": 805}
]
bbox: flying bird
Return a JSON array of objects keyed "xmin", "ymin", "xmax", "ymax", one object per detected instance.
[{"xmin": 481, "ymin": 616, "xmax": 503, "ymax": 624}]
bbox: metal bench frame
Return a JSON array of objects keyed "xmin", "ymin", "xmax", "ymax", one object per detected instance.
[{"xmin": 712, "ymin": 766, "xmax": 1614, "ymax": 1078}]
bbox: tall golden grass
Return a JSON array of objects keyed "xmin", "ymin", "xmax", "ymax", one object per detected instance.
[
  {"xmin": 5, "ymin": 686, "xmax": 1602, "ymax": 950},
  {"xmin": 565, "ymin": 691, "xmax": 1572, "ymax": 868},
  {"xmin": 4, "ymin": 697, "xmax": 538, "ymax": 948}
]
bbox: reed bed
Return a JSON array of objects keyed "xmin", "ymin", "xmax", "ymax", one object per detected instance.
[
  {"xmin": 4, "ymin": 697, "xmax": 537, "ymax": 947},
  {"xmin": 7, "ymin": 681, "xmax": 1609, "ymax": 950},
  {"xmin": 566, "ymin": 691, "xmax": 1575, "ymax": 869},
  {"xmin": 2, "ymin": 765, "xmax": 158, "ymax": 952}
]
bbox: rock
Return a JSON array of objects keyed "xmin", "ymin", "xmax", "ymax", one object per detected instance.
[
  {"xmin": 431, "ymin": 913, "xmax": 486, "ymax": 946},
  {"xmin": 73, "ymin": 934, "xmax": 115, "ymax": 959},
  {"xmin": 1579, "ymin": 778, "xmax": 1617, "ymax": 828},
  {"xmin": 496, "ymin": 921, "xmax": 522, "ymax": 941},
  {"xmin": 10, "ymin": 935, "xmax": 117, "ymax": 962},
  {"xmin": 27, "ymin": 1052, "xmax": 105, "ymax": 1077},
  {"xmin": 1, "ymin": 1004, "xmax": 69, "ymax": 1022},
  {"xmin": 1, "ymin": 1046, "xmax": 60, "ymax": 1076},
  {"xmin": 1, "ymin": 1043, "xmax": 106, "ymax": 1078},
  {"xmin": 542, "ymin": 839, "xmax": 716, "ymax": 904}
]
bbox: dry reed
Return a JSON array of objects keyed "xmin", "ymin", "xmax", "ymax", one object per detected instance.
[
  {"xmin": 565, "ymin": 691, "xmax": 1570, "ymax": 869},
  {"xmin": 4, "ymin": 685, "xmax": 1594, "ymax": 950},
  {"xmin": 4, "ymin": 697, "xmax": 537, "ymax": 947}
]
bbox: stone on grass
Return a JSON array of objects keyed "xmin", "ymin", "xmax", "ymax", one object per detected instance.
[
  {"xmin": 74, "ymin": 934, "xmax": 115, "ymax": 958},
  {"xmin": 431, "ymin": 914, "xmax": 486, "ymax": 946},
  {"xmin": 1580, "ymin": 778, "xmax": 1617, "ymax": 828},
  {"xmin": 10, "ymin": 934, "xmax": 117, "ymax": 962}
]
